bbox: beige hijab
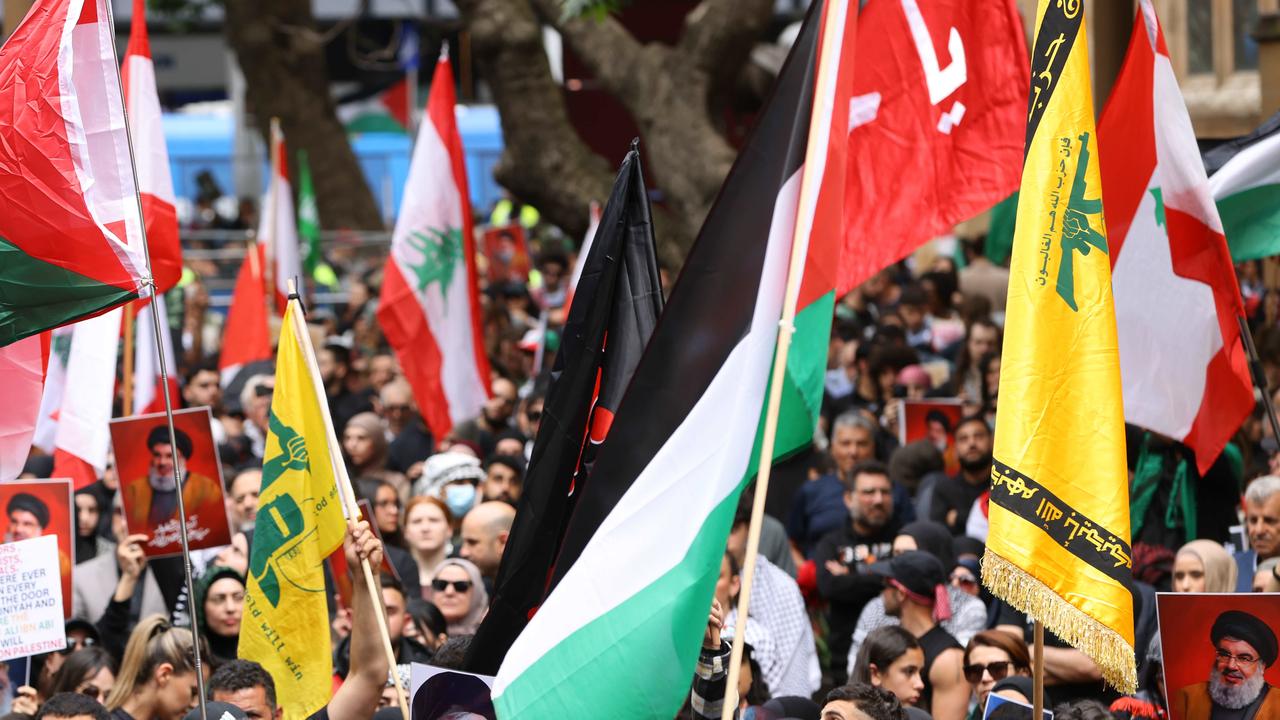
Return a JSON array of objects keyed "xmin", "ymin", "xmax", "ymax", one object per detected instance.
[{"xmin": 1176, "ymin": 539, "xmax": 1238, "ymax": 593}]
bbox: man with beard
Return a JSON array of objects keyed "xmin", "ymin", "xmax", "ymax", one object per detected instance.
[
  {"xmin": 121, "ymin": 426, "xmax": 223, "ymax": 531},
  {"xmin": 815, "ymin": 460, "xmax": 901, "ymax": 686},
  {"xmin": 928, "ymin": 416, "xmax": 993, "ymax": 535},
  {"xmin": 480, "ymin": 454, "xmax": 525, "ymax": 504},
  {"xmin": 1178, "ymin": 610, "xmax": 1280, "ymax": 720}
]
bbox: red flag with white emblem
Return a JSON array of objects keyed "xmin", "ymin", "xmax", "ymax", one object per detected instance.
[{"xmin": 837, "ymin": 0, "xmax": 1028, "ymax": 293}]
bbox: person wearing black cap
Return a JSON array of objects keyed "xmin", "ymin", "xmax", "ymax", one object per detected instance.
[
  {"xmin": 871, "ymin": 551, "xmax": 967, "ymax": 720},
  {"xmin": 120, "ymin": 426, "xmax": 222, "ymax": 531},
  {"xmin": 1177, "ymin": 610, "xmax": 1280, "ymax": 720}
]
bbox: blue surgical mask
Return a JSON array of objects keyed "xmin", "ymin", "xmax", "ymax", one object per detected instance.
[{"xmin": 444, "ymin": 483, "xmax": 476, "ymax": 517}]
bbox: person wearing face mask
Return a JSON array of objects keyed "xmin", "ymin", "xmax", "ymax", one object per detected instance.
[{"xmin": 413, "ymin": 453, "xmax": 487, "ymax": 534}]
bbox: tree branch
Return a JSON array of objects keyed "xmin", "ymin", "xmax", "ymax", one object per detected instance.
[
  {"xmin": 454, "ymin": 0, "xmax": 615, "ymax": 241},
  {"xmin": 529, "ymin": 0, "xmax": 655, "ymax": 103},
  {"xmin": 677, "ymin": 0, "xmax": 774, "ymax": 76}
]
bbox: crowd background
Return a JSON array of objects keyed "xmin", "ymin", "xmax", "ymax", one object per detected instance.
[{"xmin": 6, "ymin": 196, "xmax": 1280, "ymax": 720}]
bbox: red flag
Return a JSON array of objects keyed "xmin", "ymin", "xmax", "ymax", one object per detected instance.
[
  {"xmin": 219, "ymin": 246, "xmax": 272, "ymax": 384},
  {"xmin": 1099, "ymin": 1, "xmax": 1253, "ymax": 473},
  {"xmin": 837, "ymin": 0, "xmax": 1028, "ymax": 293},
  {"xmin": 122, "ymin": 0, "xmax": 181, "ymax": 294}
]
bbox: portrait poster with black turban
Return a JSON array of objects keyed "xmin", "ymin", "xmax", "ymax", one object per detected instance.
[
  {"xmin": 111, "ymin": 407, "xmax": 230, "ymax": 558},
  {"xmin": 1158, "ymin": 593, "xmax": 1280, "ymax": 720},
  {"xmin": 0, "ymin": 479, "xmax": 73, "ymax": 617}
]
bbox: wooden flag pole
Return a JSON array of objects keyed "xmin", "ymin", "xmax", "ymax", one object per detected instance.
[
  {"xmin": 285, "ymin": 280, "xmax": 411, "ymax": 719},
  {"xmin": 103, "ymin": 2, "xmax": 208, "ymax": 717},
  {"xmin": 721, "ymin": 2, "xmax": 849, "ymax": 716},
  {"xmin": 1033, "ymin": 622, "xmax": 1045, "ymax": 720},
  {"xmin": 122, "ymin": 304, "xmax": 135, "ymax": 416}
]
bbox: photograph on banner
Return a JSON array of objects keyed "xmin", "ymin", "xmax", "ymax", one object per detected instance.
[
  {"xmin": 895, "ymin": 399, "xmax": 964, "ymax": 472},
  {"xmin": 329, "ymin": 499, "xmax": 399, "ymax": 610},
  {"xmin": 0, "ymin": 479, "xmax": 74, "ymax": 618},
  {"xmin": 110, "ymin": 407, "xmax": 231, "ymax": 558},
  {"xmin": 0, "ymin": 535, "xmax": 68, "ymax": 661},
  {"xmin": 410, "ymin": 662, "xmax": 495, "ymax": 720},
  {"xmin": 482, "ymin": 224, "xmax": 531, "ymax": 284},
  {"xmin": 983, "ymin": 693, "xmax": 1053, "ymax": 720},
  {"xmin": 1158, "ymin": 592, "xmax": 1280, "ymax": 720}
]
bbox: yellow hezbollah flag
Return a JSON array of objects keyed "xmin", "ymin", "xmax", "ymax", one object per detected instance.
[
  {"xmin": 981, "ymin": 0, "xmax": 1136, "ymax": 694},
  {"xmin": 239, "ymin": 301, "xmax": 347, "ymax": 718}
]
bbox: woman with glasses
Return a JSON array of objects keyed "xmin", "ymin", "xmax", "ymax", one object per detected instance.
[
  {"xmin": 47, "ymin": 646, "xmax": 117, "ymax": 706},
  {"xmin": 431, "ymin": 558, "xmax": 489, "ymax": 635},
  {"xmin": 105, "ymin": 615, "xmax": 199, "ymax": 720},
  {"xmin": 851, "ymin": 626, "xmax": 926, "ymax": 707},
  {"xmin": 962, "ymin": 630, "xmax": 1031, "ymax": 720},
  {"xmin": 403, "ymin": 496, "xmax": 455, "ymax": 594}
]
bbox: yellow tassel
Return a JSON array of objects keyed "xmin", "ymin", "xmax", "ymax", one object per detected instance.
[{"xmin": 981, "ymin": 549, "xmax": 1138, "ymax": 694}]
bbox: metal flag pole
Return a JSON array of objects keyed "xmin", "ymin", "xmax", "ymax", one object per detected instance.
[
  {"xmin": 285, "ymin": 279, "xmax": 411, "ymax": 719},
  {"xmin": 721, "ymin": 1, "xmax": 849, "ymax": 716},
  {"xmin": 103, "ymin": 2, "xmax": 208, "ymax": 717}
]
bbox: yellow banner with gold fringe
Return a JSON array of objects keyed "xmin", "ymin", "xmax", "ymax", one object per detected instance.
[{"xmin": 981, "ymin": 0, "xmax": 1137, "ymax": 694}]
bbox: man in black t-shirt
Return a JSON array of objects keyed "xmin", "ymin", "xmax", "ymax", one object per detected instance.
[{"xmin": 929, "ymin": 416, "xmax": 993, "ymax": 535}]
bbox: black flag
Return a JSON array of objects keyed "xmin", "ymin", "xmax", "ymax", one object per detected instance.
[{"xmin": 464, "ymin": 146, "xmax": 663, "ymax": 673}]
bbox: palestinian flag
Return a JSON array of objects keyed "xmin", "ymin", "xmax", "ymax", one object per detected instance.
[
  {"xmin": 1205, "ymin": 110, "xmax": 1280, "ymax": 262},
  {"xmin": 0, "ymin": 0, "xmax": 151, "ymax": 346},
  {"xmin": 1099, "ymin": 0, "xmax": 1252, "ymax": 475},
  {"xmin": 465, "ymin": 146, "xmax": 664, "ymax": 676},
  {"xmin": 122, "ymin": 0, "xmax": 181, "ymax": 294},
  {"xmin": 490, "ymin": 1, "xmax": 856, "ymax": 716},
  {"xmin": 983, "ymin": 0, "xmax": 1136, "ymax": 694},
  {"xmin": 377, "ymin": 55, "xmax": 490, "ymax": 441}
]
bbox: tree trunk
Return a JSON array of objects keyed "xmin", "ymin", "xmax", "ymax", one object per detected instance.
[
  {"xmin": 458, "ymin": 0, "xmax": 775, "ymax": 266},
  {"xmin": 224, "ymin": 0, "xmax": 384, "ymax": 231},
  {"xmin": 455, "ymin": 0, "xmax": 617, "ymax": 246}
]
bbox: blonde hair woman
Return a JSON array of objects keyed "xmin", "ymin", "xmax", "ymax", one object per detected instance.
[{"xmin": 105, "ymin": 615, "xmax": 198, "ymax": 720}]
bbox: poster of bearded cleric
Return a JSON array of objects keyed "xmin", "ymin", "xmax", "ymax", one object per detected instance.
[
  {"xmin": 110, "ymin": 407, "xmax": 231, "ymax": 558},
  {"xmin": 1159, "ymin": 593, "xmax": 1280, "ymax": 720},
  {"xmin": 0, "ymin": 479, "xmax": 74, "ymax": 617}
]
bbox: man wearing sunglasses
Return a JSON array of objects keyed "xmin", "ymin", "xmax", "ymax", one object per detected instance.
[{"xmin": 1177, "ymin": 610, "xmax": 1280, "ymax": 720}]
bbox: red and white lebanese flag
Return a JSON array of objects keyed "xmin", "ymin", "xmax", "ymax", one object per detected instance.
[
  {"xmin": 0, "ymin": 335, "xmax": 47, "ymax": 482},
  {"xmin": 121, "ymin": 0, "xmax": 181, "ymax": 294},
  {"xmin": 133, "ymin": 295, "xmax": 179, "ymax": 415},
  {"xmin": 219, "ymin": 246, "xmax": 272, "ymax": 385},
  {"xmin": 52, "ymin": 309, "xmax": 123, "ymax": 489},
  {"xmin": 1099, "ymin": 0, "xmax": 1253, "ymax": 473},
  {"xmin": 837, "ymin": 0, "xmax": 1027, "ymax": 293},
  {"xmin": 259, "ymin": 125, "xmax": 302, "ymax": 313},
  {"xmin": 377, "ymin": 55, "xmax": 491, "ymax": 440},
  {"xmin": 0, "ymin": 0, "xmax": 151, "ymax": 346},
  {"xmin": 33, "ymin": 326, "xmax": 73, "ymax": 453}
]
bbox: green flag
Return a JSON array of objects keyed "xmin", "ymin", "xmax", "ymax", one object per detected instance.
[{"xmin": 297, "ymin": 150, "xmax": 321, "ymax": 275}]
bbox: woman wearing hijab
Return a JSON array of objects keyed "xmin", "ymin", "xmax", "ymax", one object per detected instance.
[
  {"xmin": 431, "ymin": 558, "xmax": 489, "ymax": 635},
  {"xmin": 194, "ymin": 565, "xmax": 245, "ymax": 667},
  {"xmin": 847, "ymin": 521, "xmax": 988, "ymax": 671},
  {"xmin": 1172, "ymin": 539, "xmax": 1238, "ymax": 593}
]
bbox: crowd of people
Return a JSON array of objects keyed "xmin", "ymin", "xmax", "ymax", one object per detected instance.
[{"xmin": 5, "ymin": 214, "xmax": 1280, "ymax": 720}]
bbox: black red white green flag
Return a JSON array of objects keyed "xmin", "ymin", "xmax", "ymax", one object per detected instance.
[{"xmin": 490, "ymin": 1, "xmax": 856, "ymax": 716}]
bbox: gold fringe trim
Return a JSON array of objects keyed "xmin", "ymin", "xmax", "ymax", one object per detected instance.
[{"xmin": 982, "ymin": 550, "xmax": 1138, "ymax": 694}]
